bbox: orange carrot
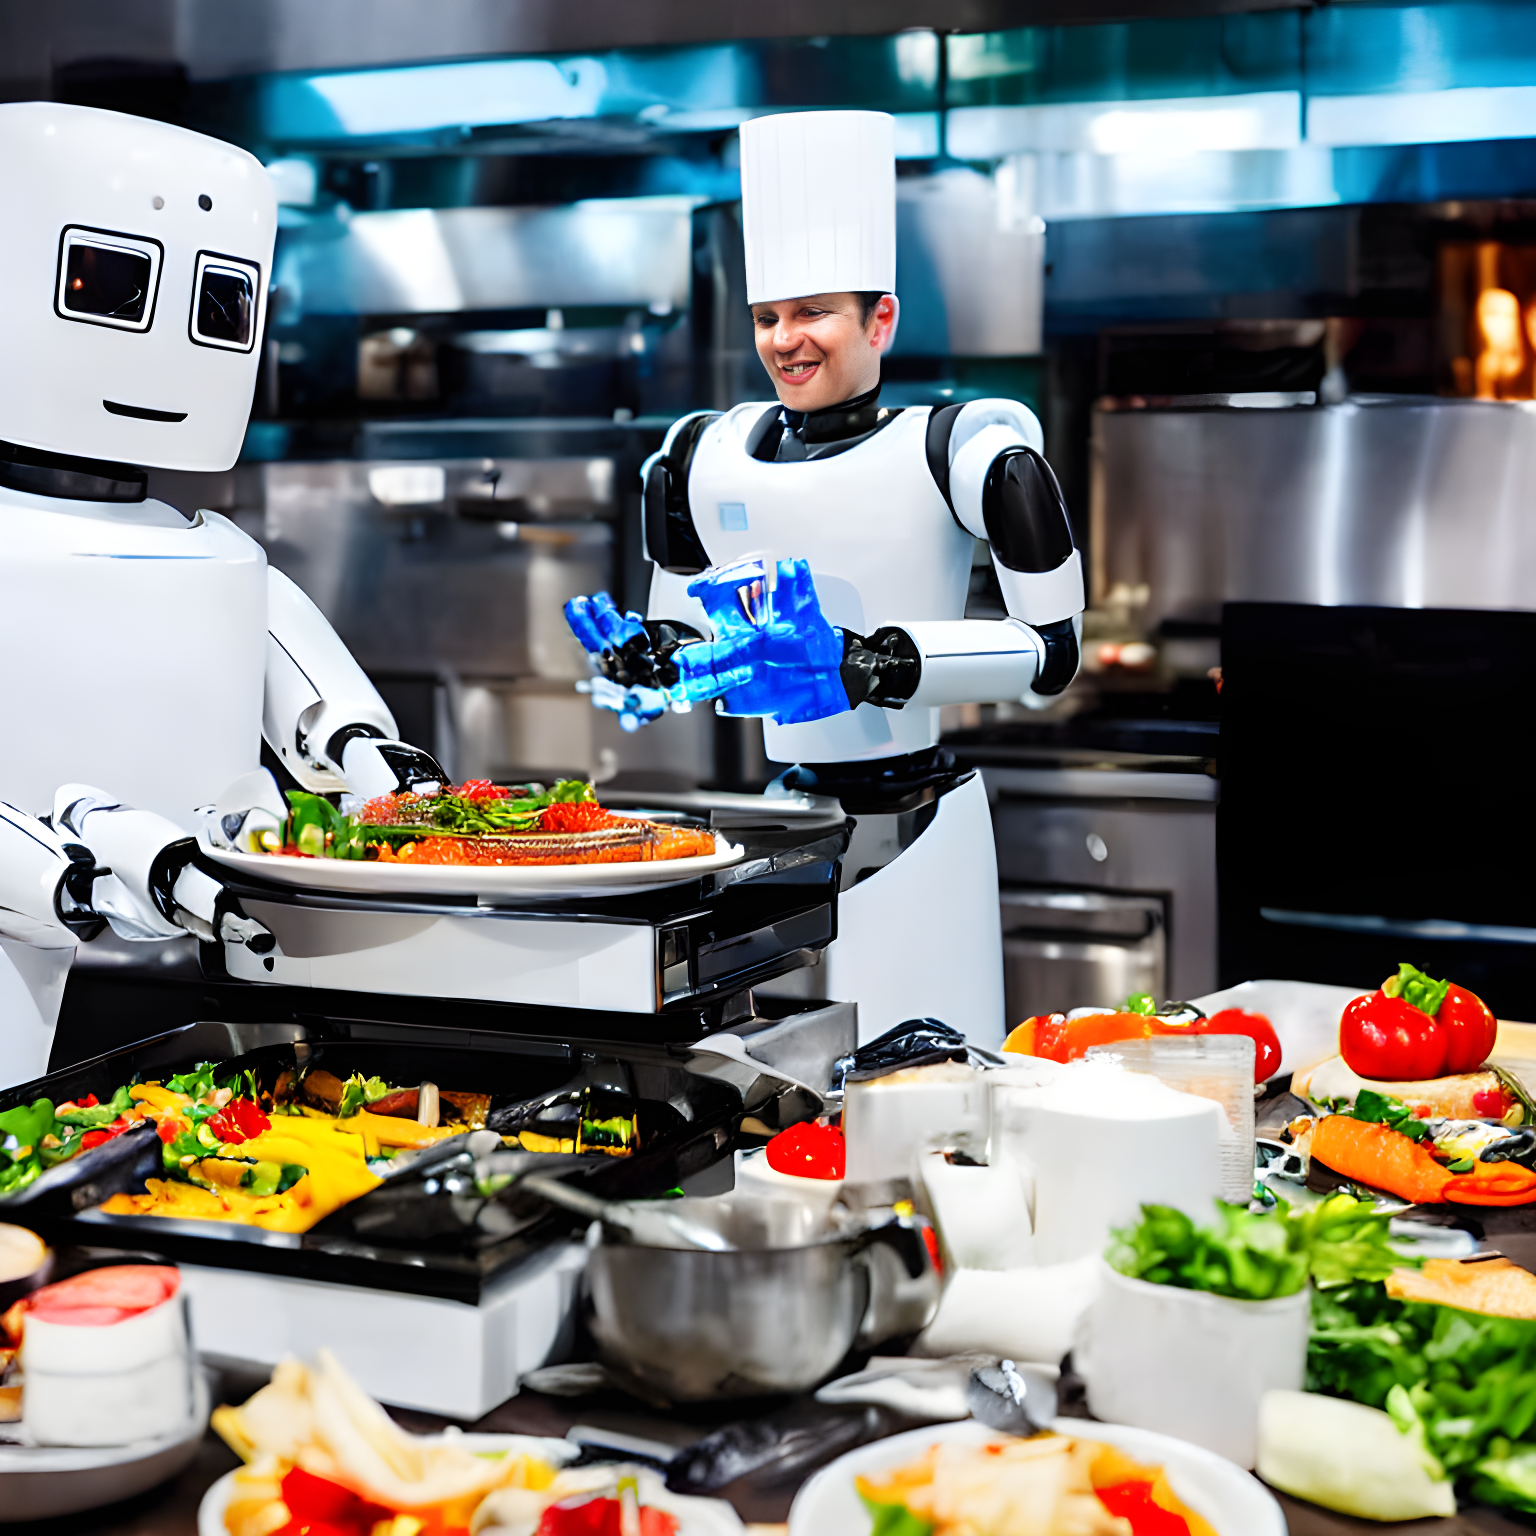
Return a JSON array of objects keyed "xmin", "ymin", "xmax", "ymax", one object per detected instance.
[
  {"xmin": 1443, "ymin": 1162, "xmax": 1536, "ymax": 1206},
  {"xmin": 1308, "ymin": 1116, "xmax": 1453, "ymax": 1204}
]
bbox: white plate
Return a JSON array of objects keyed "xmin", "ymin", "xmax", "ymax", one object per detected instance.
[
  {"xmin": 200, "ymin": 832, "xmax": 745, "ymax": 900},
  {"xmin": 197, "ymin": 1439, "xmax": 743, "ymax": 1536},
  {"xmin": 787, "ymin": 1418, "xmax": 1286, "ymax": 1536},
  {"xmin": 0, "ymin": 1372, "xmax": 208, "ymax": 1523}
]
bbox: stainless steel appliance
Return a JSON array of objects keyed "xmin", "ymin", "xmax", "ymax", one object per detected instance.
[
  {"xmin": 983, "ymin": 764, "xmax": 1218, "ymax": 1018},
  {"xmin": 1091, "ymin": 395, "xmax": 1536, "ymax": 640}
]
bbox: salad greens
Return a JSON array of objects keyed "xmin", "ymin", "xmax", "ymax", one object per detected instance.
[
  {"xmin": 1333, "ymin": 1087, "xmax": 1434, "ymax": 1143},
  {"xmin": 1309, "ymin": 1281, "xmax": 1536, "ymax": 1515},
  {"xmin": 1108, "ymin": 1194, "xmax": 1402, "ymax": 1300}
]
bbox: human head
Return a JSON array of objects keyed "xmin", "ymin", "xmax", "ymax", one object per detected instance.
[
  {"xmin": 0, "ymin": 102, "xmax": 276, "ymax": 473},
  {"xmin": 752, "ymin": 289, "xmax": 898, "ymax": 410}
]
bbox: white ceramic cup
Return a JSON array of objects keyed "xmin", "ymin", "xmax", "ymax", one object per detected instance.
[{"xmin": 1076, "ymin": 1260, "xmax": 1310, "ymax": 1469}]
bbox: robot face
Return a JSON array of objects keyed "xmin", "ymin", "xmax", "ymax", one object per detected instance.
[{"xmin": 0, "ymin": 103, "xmax": 277, "ymax": 473}]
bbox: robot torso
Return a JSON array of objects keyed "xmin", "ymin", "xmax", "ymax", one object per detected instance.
[{"xmin": 653, "ymin": 403, "xmax": 975, "ymax": 764}]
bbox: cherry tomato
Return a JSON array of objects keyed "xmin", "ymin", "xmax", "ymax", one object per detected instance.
[
  {"xmin": 1437, "ymin": 984, "xmax": 1498, "ymax": 1074},
  {"xmin": 1193, "ymin": 1009, "xmax": 1283, "ymax": 1083},
  {"xmin": 1340, "ymin": 991, "xmax": 1448, "ymax": 1081},
  {"xmin": 765, "ymin": 1119, "xmax": 845, "ymax": 1179}
]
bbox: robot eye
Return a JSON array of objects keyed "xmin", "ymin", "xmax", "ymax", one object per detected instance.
[
  {"xmin": 189, "ymin": 251, "xmax": 261, "ymax": 353},
  {"xmin": 55, "ymin": 227, "xmax": 163, "ymax": 333}
]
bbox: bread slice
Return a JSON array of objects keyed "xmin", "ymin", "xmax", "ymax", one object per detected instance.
[
  {"xmin": 1296, "ymin": 1055, "xmax": 1524, "ymax": 1123},
  {"xmin": 1387, "ymin": 1256, "xmax": 1536, "ymax": 1319}
]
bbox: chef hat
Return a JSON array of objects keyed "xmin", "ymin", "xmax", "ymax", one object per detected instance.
[{"xmin": 739, "ymin": 110, "xmax": 895, "ymax": 305}]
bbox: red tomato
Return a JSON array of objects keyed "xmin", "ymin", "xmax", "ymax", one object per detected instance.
[
  {"xmin": 1182, "ymin": 1009, "xmax": 1282, "ymax": 1083},
  {"xmin": 1340, "ymin": 992, "xmax": 1448, "ymax": 1080},
  {"xmin": 1095, "ymin": 1481, "xmax": 1192, "ymax": 1536},
  {"xmin": 765, "ymin": 1120, "xmax": 845, "ymax": 1180},
  {"xmin": 1437, "ymin": 984, "xmax": 1498, "ymax": 1074}
]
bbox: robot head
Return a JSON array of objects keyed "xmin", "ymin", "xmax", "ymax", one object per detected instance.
[{"xmin": 0, "ymin": 103, "xmax": 276, "ymax": 475}]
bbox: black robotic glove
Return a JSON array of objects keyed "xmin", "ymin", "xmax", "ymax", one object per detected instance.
[
  {"xmin": 601, "ymin": 620, "xmax": 703, "ymax": 691},
  {"xmin": 840, "ymin": 626, "xmax": 922, "ymax": 710}
]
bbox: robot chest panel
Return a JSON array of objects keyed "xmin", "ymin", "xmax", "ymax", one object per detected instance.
[
  {"xmin": 687, "ymin": 407, "xmax": 975, "ymax": 634},
  {"xmin": 0, "ymin": 504, "xmax": 268, "ymax": 823}
]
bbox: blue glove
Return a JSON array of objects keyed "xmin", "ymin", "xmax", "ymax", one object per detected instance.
[
  {"xmin": 674, "ymin": 558, "xmax": 851, "ymax": 726},
  {"xmin": 564, "ymin": 592, "xmax": 692, "ymax": 732}
]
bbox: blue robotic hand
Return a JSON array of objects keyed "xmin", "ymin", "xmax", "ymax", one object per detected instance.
[
  {"xmin": 674, "ymin": 558, "xmax": 851, "ymax": 725},
  {"xmin": 564, "ymin": 592, "xmax": 695, "ymax": 732}
]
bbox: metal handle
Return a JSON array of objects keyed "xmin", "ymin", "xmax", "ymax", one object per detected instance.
[{"xmin": 519, "ymin": 1172, "xmax": 607, "ymax": 1221}]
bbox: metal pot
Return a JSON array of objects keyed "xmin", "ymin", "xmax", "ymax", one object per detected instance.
[{"xmin": 585, "ymin": 1194, "xmax": 937, "ymax": 1402}]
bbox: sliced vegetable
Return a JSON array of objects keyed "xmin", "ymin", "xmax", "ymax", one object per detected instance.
[
  {"xmin": 1305, "ymin": 1115, "xmax": 1453, "ymax": 1204},
  {"xmin": 1256, "ymin": 1388, "xmax": 1456, "ymax": 1520}
]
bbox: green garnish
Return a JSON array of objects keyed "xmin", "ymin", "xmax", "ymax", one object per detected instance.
[
  {"xmin": 1383, "ymin": 963, "xmax": 1452, "ymax": 1018},
  {"xmin": 1109, "ymin": 1193, "xmax": 1403, "ymax": 1300}
]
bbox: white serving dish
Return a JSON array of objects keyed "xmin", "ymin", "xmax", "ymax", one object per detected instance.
[
  {"xmin": 0, "ymin": 1370, "xmax": 208, "ymax": 1522},
  {"xmin": 197, "ymin": 1437, "xmax": 743, "ymax": 1536},
  {"xmin": 199, "ymin": 832, "xmax": 744, "ymax": 899},
  {"xmin": 787, "ymin": 1417, "xmax": 1286, "ymax": 1536}
]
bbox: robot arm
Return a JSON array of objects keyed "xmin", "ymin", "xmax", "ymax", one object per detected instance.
[
  {"xmin": 263, "ymin": 568, "xmax": 446, "ymax": 798},
  {"xmin": 0, "ymin": 789, "xmax": 272, "ymax": 953},
  {"xmin": 0, "ymin": 802, "xmax": 99, "ymax": 949},
  {"xmin": 843, "ymin": 399, "xmax": 1084, "ymax": 711}
]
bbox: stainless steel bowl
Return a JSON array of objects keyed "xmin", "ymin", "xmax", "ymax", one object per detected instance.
[{"xmin": 585, "ymin": 1194, "xmax": 938, "ymax": 1402}]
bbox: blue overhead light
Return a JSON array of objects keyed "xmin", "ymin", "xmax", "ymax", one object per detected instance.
[{"xmin": 261, "ymin": 57, "xmax": 608, "ymax": 141}]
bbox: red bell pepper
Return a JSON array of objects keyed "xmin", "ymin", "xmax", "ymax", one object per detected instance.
[
  {"xmin": 765, "ymin": 1119, "xmax": 845, "ymax": 1179},
  {"xmin": 1340, "ymin": 964, "xmax": 1499, "ymax": 1081},
  {"xmin": 208, "ymin": 1098, "xmax": 270, "ymax": 1145},
  {"xmin": 1438, "ymin": 983, "xmax": 1499, "ymax": 1074}
]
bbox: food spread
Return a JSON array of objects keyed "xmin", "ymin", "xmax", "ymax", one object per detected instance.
[
  {"xmin": 263, "ymin": 779, "xmax": 716, "ymax": 868},
  {"xmin": 213, "ymin": 1352, "xmax": 726, "ymax": 1536},
  {"xmin": 856, "ymin": 1434, "xmax": 1216, "ymax": 1536},
  {"xmin": 1004, "ymin": 996, "xmax": 1282, "ymax": 1083}
]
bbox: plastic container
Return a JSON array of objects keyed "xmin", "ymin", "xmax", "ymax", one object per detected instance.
[
  {"xmin": 1076, "ymin": 1261, "xmax": 1310, "ymax": 1469},
  {"xmin": 1086, "ymin": 1034, "xmax": 1256, "ymax": 1203}
]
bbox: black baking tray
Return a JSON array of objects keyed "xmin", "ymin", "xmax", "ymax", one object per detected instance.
[{"xmin": 0, "ymin": 1016, "xmax": 742, "ymax": 1303}]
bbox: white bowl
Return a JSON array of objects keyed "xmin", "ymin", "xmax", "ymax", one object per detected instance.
[{"xmin": 788, "ymin": 1417, "xmax": 1285, "ymax": 1536}]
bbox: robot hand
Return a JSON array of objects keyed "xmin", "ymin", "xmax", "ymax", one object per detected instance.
[
  {"xmin": 324, "ymin": 732, "xmax": 446, "ymax": 801},
  {"xmin": 564, "ymin": 592, "xmax": 698, "ymax": 732},
  {"xmin": 53, "ymin": 786, "xmax": 273, "ymax": 951},
  {"xmin": 675, "ymin": 557, "xmax": 850, "ymax": 726}
]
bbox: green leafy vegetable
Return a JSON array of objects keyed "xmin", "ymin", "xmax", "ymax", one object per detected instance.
[
  {"xmin": 167, "ymin": 1062, "xmax": 218, "ymax": 1100},
  {"xmin": 54, "ymin": 1083, "xmax": 132, "ymax": 1129},
  {"xmin": 1342, "ymin": 1088, "xmax": 1433, "ymax": 1142},
  {"xmin": 1124, "ymin": 992, "xmax": 1158, "ymax": 1016},
  {"xmin": 1383, "ymin": 963, "xmax": 1452, "ymax": 1019},
  {"xmin": 858, "ymin": 1494, "xmax": 934, "ymax": 1536},
  {"xmin": 0, "ymin": 1098, "xmax": 55, "ymax": 1152},
  {"xmin": 1109, "ymin": 1193, "xmax": 1401, "ymax": 1300},
  {"xmin": 1309, "ymin": 1281, "xmax": 1536, "ymax": 1514}
]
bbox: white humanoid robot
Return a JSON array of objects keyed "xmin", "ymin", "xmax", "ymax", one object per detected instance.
[
  {"xmin": 0, "ymin": 104, "xmax": 444, "ymax": 1087},
  {"xmin": 569, "ymin": 112, "xmax": 1084, "ymax": 1049}
]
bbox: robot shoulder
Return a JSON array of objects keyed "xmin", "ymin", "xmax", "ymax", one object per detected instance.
[
  {"xmin": 922, "ymin": 398, "xmax": 1044, "ymax": 521},
  {"xmin": 641, "ymin": 410, "xmax": 721, "ymax": 574}
]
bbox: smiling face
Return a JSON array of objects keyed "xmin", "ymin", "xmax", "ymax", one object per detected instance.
[{"xmin": 751, "ymin": 291, "xmax": 897, "ymax": 411}]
